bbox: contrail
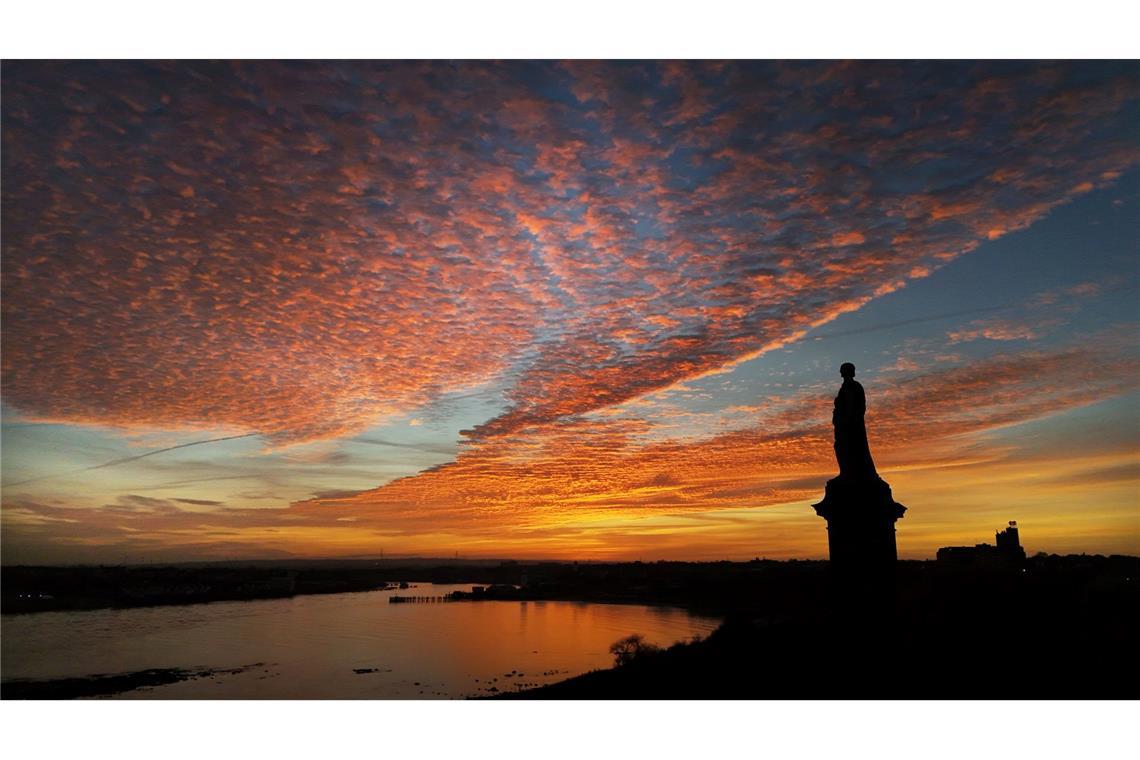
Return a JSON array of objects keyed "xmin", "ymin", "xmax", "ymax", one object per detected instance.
[
  {"xmin": 810, "ymin": 281, "xmax": 1137, "ymax": 341},
  {"xmin": 3, "ymin": 432, "xmax": 259, "ymax": 488},
  {"xmin": 808, "ymin": 305, "xmax": 1007, "ymax": 341},
  {"xmin": 350, "ymin": 436, "xmax": 457, "ymax": 455}
]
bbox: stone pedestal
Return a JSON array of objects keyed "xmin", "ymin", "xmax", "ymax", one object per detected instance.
[{"xmin": 813, "ymin": 475, "xmax": 906, "ymax": 574}]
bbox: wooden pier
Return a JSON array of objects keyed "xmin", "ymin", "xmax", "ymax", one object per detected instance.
[{"xmin": 388, "ymin": 594, "xmax": 455, "ymax": 604}]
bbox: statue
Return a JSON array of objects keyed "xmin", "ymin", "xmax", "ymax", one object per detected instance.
[
  {"xmin": 812, "ymin": 362, "xmax": 905, "ymax": 576},
  {"xmin": 832, "ymin": 362, "xmax": 877, "ymax": 480}
]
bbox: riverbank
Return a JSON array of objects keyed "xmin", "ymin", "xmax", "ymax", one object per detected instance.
[
  {"xmin": 2, "ymin": 557, "xmax": 826, "ymax": 615},
  {"xmin": 500, "ymin": 553, "xmax": 1140, "ymax": 699},
  {"xmin": 3, "ymin": 564, "xmax": 395, "ymax": 614},
  {"xmin": 0, "ymin": 662, "xmax": 269, "ymax": 700}
]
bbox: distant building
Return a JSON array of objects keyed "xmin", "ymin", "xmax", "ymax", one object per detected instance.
[
  {"xmin": 937, "ymin": 521, "xmax": 1027, "ymax": 565},
  {"xmin": 995, "ymin": 522, "xmax": 1024, "ymax": 559}
]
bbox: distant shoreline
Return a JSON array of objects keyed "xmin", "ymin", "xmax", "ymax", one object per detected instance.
[
  {"xmin": 1, "ymin": 558, "xmax": 822, "ymax": 616},
  {"xmin": 5, "ymin": 554, "xmax": 1136, "ymax": 617}
]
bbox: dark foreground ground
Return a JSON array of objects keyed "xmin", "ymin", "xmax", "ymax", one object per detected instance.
[
  {"xmin": 3, "ymin": 554, "xmax": 1137, "ymax": 698},
  {"xmin": 501, "ymin": 554, "xmax": 1140, "ymax": 699}
]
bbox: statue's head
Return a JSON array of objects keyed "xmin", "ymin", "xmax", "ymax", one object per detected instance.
[{"xmin": 839, "ymin": 362, "xmax": 856, "ymax": 379}]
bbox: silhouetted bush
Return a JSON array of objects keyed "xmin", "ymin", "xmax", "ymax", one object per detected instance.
[{"xmin": 609, "ymin": 634, "xmax": 662, "ymax": 667}]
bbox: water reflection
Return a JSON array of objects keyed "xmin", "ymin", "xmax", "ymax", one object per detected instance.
[{"xmin": 1, "ymin": 585, "xmax": 720, "ymax": 699}]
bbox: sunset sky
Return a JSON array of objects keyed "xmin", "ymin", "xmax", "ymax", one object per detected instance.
[{"xmin": 2, "ymin": 60, "xmax": 1138, "ymax": 564}]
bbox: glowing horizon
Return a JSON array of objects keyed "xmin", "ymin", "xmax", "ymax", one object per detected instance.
[{"xmin": 2, "ymin": 61, "xmax": 1138, "ymax": 563}]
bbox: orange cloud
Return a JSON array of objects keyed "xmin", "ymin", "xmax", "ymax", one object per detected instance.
[
  {"xmin": 3, "ymin": 62, "xmax": 1137, "ymax": 452},
  {"xmin": 6, "ymin": 337, "xmax": 1135, "ymax": 561}
]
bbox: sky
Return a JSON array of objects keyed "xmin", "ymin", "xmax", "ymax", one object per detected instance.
[{"xmin": 2, "ymin": 60, "xmax": 1138, "ymax": 564}]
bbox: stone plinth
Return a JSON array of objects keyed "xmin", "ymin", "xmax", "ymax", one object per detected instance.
[{"xmin": 813, "ymin": 475, "xmax": 906, "ymax": 573}]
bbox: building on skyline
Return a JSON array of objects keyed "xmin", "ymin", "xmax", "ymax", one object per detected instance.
[{"xmin": 937, "ymin": 521, "xmax": 1027, "ymax": 566}]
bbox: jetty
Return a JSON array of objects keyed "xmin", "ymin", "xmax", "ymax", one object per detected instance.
[{"xmin": 388, "ymin": 594, "xmax": 455, "ymax": 603}]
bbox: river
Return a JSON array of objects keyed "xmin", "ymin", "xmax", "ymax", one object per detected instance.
[{"xmin": 0, "ymin": 584, "xmax": 721, "ymax": 698}]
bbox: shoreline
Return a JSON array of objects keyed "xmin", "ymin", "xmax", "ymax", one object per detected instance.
[
  {"xmin": 2, "ymin": 558, "xmax": 831, "ymax": 616},
  {"xmin": 0, "ymin": 663, "xmax": 268, "ymax": 700},
  {"xmin": 3, "ymin": 581, "xmax": 399, "ymax": 616}
]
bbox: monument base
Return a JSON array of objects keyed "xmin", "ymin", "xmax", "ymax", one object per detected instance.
[{"xmin": 813, "ymin": 475, "xmax": 906, "ymax": 573}]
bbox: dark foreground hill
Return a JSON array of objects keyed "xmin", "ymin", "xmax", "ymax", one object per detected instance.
[{"xmin": 499, "ymin": 554, "xmax": 1139, "ymax": 699}]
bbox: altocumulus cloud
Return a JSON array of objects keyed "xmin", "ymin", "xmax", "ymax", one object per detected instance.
[{"xmin": 3, "ymin": 61, "xmax": 1138, "ymax": 447}]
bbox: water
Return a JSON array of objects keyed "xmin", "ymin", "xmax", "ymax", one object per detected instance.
[{"xmin": 1, "ymin": 585, "xmax": 720, "ymax": 698}]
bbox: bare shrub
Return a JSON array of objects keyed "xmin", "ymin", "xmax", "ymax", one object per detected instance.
[{"xmin": 609, "ymin": 634, "xmax": 662, "ymax": 667}]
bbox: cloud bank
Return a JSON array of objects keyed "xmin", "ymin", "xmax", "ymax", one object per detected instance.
[
  {"xmin": 4, "ymin": 61, "xmax": 1138, "ymax": 446},
  {"xmin": 4, "ymin": 334, "xmax": 1136, "ymax": 561}
]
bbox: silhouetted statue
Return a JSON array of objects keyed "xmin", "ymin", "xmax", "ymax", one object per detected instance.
[
  {"xmin": 813, "ymin": 362, "xmax": 906, "ymax": 589},
  {"xmin": 832, "ymin": 362, "xmax": 878, "ymax": 480}
]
